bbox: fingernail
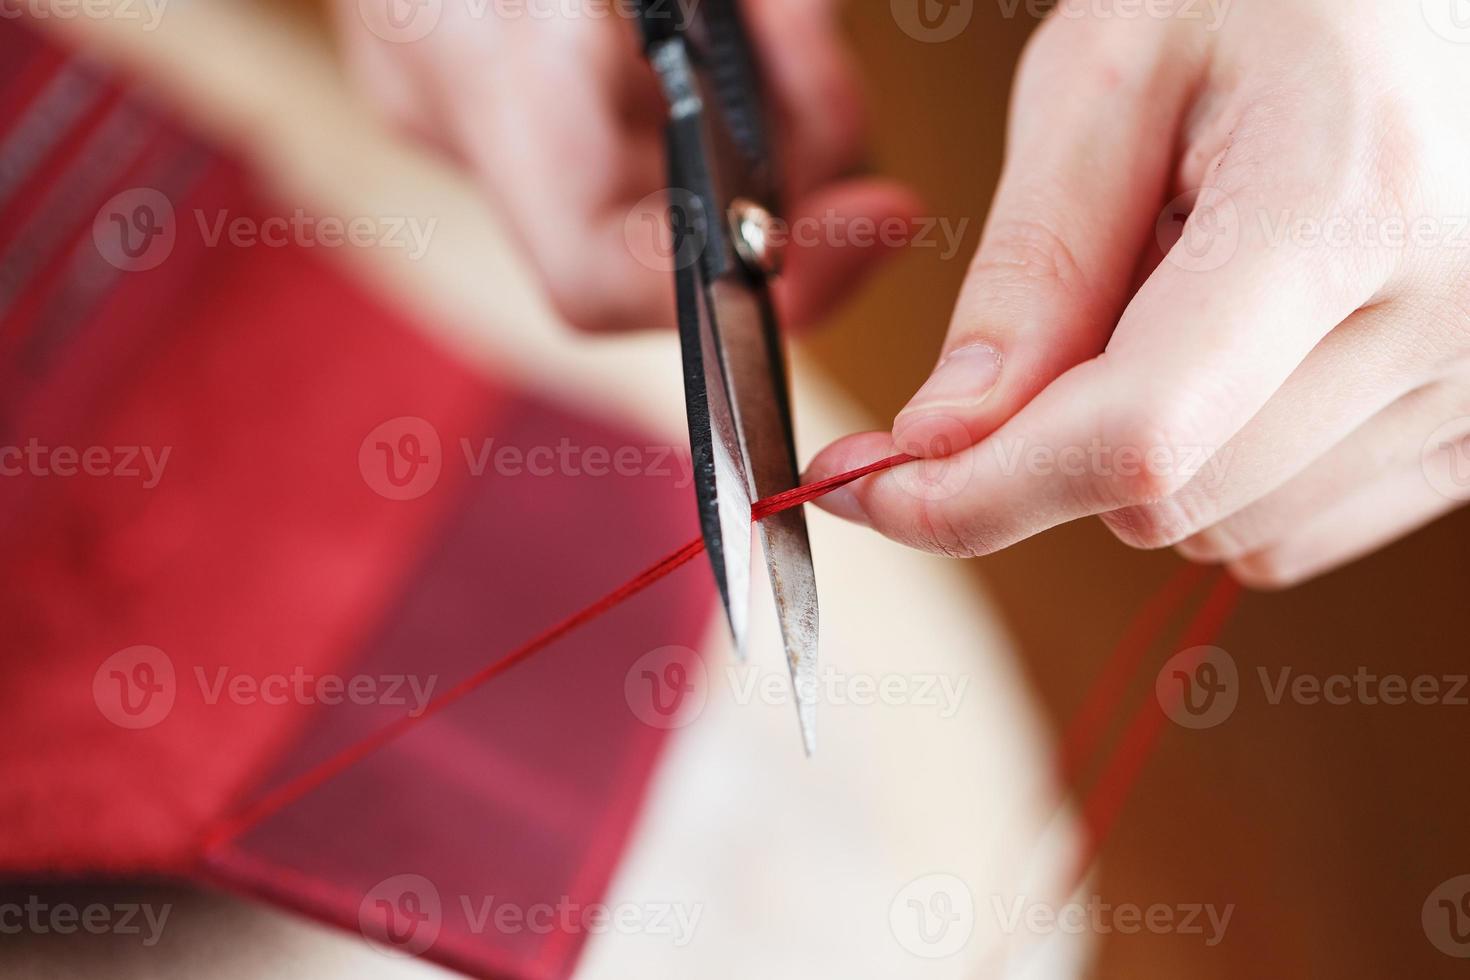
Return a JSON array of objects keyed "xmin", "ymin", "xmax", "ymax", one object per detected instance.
[{"xmin": 896, "ymin": 344, "xmax": 1002, "ymax": 421}]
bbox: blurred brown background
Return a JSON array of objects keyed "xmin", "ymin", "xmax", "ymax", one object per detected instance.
[{"xmin": 819, "ymin": 5, "xmax": 1470, "ymax": 978}]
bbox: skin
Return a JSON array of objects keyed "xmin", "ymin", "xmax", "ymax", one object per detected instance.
[
  {"xmin": 806, "ymin": 0, "xmax": 1470, "ymax": 589},
  {"xmin": 341, "ymin": 0, "xmax": 1470, "ymax": 589},
  {"xmin": 333, "ymin": 0, "xmax": 921, "ymax": 332}
]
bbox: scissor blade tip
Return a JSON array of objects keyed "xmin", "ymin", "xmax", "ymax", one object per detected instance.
[
  {"xmin": 793, "ymin": 658, "xmax": 818, "ymax": 756},
  {"xmin": 724, "ymin": 606, "xmax": 748, "ymax": 661},
  {"xmin": 798, "ymin": 710, "xmax": 817, "ymax": 757}
]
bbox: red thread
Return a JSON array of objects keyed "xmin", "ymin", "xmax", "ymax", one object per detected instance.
[
  {"xmin": 1070, "ymin": 570, "xmax": 1243, "ymax": 884},
  {"xmin": 200, "ymin": 453, "xmax": 914, "ymax": 855},
  {"xmin": 1056, "ymin": 563, "xmax": 1210, "ymax": 785}
]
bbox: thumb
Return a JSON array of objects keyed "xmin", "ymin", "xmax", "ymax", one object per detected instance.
[{"xmin": 892, "ymin": 18, "xmax": 1205, "ymax": 457}]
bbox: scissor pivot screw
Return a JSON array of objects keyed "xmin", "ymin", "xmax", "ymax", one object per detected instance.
[{"xmin": 730, "ymin": 199, "xmax": 783, "ymax": 277}]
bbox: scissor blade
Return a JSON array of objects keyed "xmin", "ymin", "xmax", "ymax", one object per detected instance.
[
  {"xmin": 700, "ymin": 284, "xmax": 755, "ymax": 661},
  {"xmin": 680, "ymin": 262, "xmax": 754, "ymax": 660},
  {"xmin": 710, "ymin": 278, "xmax": 819, "ymax": 755}
]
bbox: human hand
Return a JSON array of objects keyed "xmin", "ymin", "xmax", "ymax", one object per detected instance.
[
  {"xmin": 334, "ymin": 0, "xmax": 920, "ymax": 331},
  {"xmin": 808, "ymin": 0, "xmax": 1470, "ymax": 588}
]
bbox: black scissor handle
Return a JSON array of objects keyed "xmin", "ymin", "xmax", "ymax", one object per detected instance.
[
  {"xmin": 629, "ymin": 0, "xmax": 690, "ymax": 48},
  {"xmin": 633, "ymin": 0, "xmax": 772, "ymax": 183}
]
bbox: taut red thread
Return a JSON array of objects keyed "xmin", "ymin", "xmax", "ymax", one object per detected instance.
[{"xmin": 199, "ymin": 453, "xmax": 915, "ymax": 855}]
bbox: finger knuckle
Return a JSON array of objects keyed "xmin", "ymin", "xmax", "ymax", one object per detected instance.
[
  {"xmin": 544, "ymin": 252, "xmax": 662, "ymax": 333},
  {"xmin": 908, "ymin": 499, "xmax": 982, "ymax": 560},
  {"xmin": 1101, "ymin": 498, "xmax": 1196, "ymax": 551},
  {"xmin": 970, "ymin": 216, "xmax": 1088, "ymax": 299},
  {"xmin": 1176, "ymin": 523, "xmax": 1246, "ymax": 564},
  {"xmin": 1018, "ymin": 4, "xmax": 1181, "ymax": 101},
  {"xmin": 1228, "ymin": 552, "xmax": 1301, "ymax": 592},
  {"xmin": 1095, "ymin": 404, "xmax": 1203, "ymax": 507}
]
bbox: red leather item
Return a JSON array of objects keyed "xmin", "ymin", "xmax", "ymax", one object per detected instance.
[{"xmin": 0, "ymin": 20, "xmax": 712, "ymax": 979}]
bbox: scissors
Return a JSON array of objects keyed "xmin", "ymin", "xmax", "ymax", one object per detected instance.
[{"xmin": 633, "ymin": 0, "xmax": 820, "ymax": 754}]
